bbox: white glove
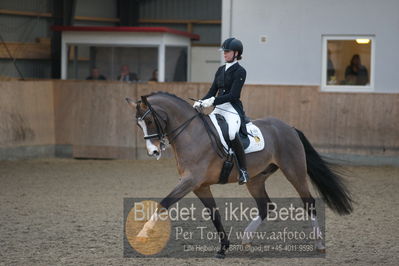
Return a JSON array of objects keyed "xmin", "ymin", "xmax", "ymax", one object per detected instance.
[
  {"xmin": 193, "ymin": 100, "xmax": 202, "ymax": 108},
  {"xmin": 201, "ymin": 97, "xmax": 215, "ymax": 108}
]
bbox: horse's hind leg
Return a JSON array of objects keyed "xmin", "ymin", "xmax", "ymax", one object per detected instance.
[
  {"xmin": 242, "ymin": 164, "xmax": 278, "ymax": 245},
  {"xmin": 278, "ymin": 156, "xmax": 325, "ymax": 252},
  {"xmin": 194, "ymin": 185, "xmax": 229, "ymax": 259}
]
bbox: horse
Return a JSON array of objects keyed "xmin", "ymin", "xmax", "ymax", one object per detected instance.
[{"xmin": 125, "ymin": 91, "xmax": 352, "ymax": 258}]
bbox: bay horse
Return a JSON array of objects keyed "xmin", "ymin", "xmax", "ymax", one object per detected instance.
[{"xmin": 125, "ymin": 91, "xmax": 352, "ymax": 258}]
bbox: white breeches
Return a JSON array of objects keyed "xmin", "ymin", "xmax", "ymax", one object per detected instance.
[{"xmin": 210, "ymin": 102, "xmax": 241, "ymax": 140}]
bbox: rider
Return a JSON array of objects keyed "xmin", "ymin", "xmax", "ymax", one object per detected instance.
[{"xmin": 193, "ymin": 37, "xmax": 249, "ymax": 185}]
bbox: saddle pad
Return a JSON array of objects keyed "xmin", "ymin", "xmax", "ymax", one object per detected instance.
[{"xmin": 209, "ymin": 113, "xmax": 265, "ymax": 154}]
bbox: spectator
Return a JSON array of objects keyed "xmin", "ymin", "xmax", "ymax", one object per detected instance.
[
  {"xmin": 117, "ymin": 65, "xmax": 139, "ymax": 82},
  {"xmin": 327, "ymin": 49, "xmax": 336, "ymax": 84},
  {"xmin": 345, "ymin": 54, "xmax": 369, "ymax": 85},
  {"xmin": 86, "ymin": 67, "xmax": 106, "ymax": 80}
]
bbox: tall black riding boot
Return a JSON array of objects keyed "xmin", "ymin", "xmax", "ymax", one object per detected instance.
[{"xmin": 230, "ymin": 135, "xmax": 249, "ymax": 185}]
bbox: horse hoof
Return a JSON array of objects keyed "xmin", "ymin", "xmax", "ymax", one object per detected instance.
[{"xmin": 215, "ymin": 252, "xmax": 225, "ymax": 259}]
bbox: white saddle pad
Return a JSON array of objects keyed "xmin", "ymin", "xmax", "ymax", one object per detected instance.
[{"xmin": 209, "ymin": 113, "xmax": 265, "ymax": 154}]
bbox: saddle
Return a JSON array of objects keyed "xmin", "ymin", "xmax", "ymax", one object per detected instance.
[
  {"xmin": 215, "ymin": 114, "xmax": 250, "ymax": 149},
  {"xmin": 209, "ymin": 113, "xmax": 265, "ymax": 184},
  {"xmin": 210, "ymin": 113, "xmax": 265, "ymax": 155}
]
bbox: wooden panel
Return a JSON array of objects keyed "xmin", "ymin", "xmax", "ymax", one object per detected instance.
[
  {"xmin": 35, "ymin": 37, "xmax": 51, "ymax": 45},
  {"xmin": 53, "ymin": 80, "xmax": 139, "ymax": 159},
  {"xmin": 0, "ymin": 42, "xmax": 51, "ymax": 59},
  {"xmin": 0, "ymin": 81, "xmax": 55, "ymax": 148},
  {"xmin": 55, "ymin": 81, "xmax": 211, "ymax": 159},
  {"xmin": 74, "ymin": 16, "xmax": 119, "ymax": 23},
  {"xmin": 0, "ymin": 9, "xmax": 52, "ymax": 18},
  {"xmin": 242, "ymin": 85, "xmax": 399, "ymax": 156},
  {"xmin": 0, "ymin": 9, "xmax": 119, "ymax": 23},
  {"xmin": 1, "ymin": 80, "xmax": 397, "ymax": 159}
]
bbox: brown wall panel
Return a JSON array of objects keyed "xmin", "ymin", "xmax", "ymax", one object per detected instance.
[
  {"xmin": 1, "ymin": 80, "xmax": 398, "ymax": 159},
  {"xmin": 53, "ymin": 80, "xmax": 138, "ymax": 159},
  {"xmin": 0, "ymin": 81, "xmax": 55, "ymax": 148},
  {"xmin": 241, "ymin": 85, "xmax": 399, "ymax": 156}
]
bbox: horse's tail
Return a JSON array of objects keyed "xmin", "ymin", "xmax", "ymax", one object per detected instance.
[{"xmin": 295, "ymin": 129, "xmax": 353, "ymax": 215}]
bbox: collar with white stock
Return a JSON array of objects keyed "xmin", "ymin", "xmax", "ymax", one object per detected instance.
[{"xmin": 225, "ymin": 60, "xmax": 237, "ymax": 71}]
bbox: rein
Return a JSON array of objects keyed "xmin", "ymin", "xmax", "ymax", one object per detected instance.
[
  {"xmin": 139, "ymin": 96, "xmax": 200, "ymax": 146},
  {"xmin": 138, "ymin": 95, "xmax": 228, "ymax": 159},
  {"xmin": 167, "ymin": 113, "xmax": 200, "ymax": 144}
]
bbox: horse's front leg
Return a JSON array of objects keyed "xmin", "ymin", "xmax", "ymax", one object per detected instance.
[
  {"xmin": 136, "ymin": 174, "xmax": 201, "ymax": 239},
  {"xmin": 194, "ymin": 185, "xmax": 230, "ymax": 259}
]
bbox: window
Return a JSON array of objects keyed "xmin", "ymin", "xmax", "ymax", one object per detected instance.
[
  {"xmin": 322, "ymin": 36, "xmax": 374, "ymax": 91},
  {"xmin": 65, "ymin": 45, "xmax": 188, "ymax": 82}
]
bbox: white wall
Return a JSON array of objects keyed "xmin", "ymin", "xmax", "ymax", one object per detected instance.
[
  {"xmin": 190, "ymin": 47, "xmax": 222, "ymax": 82},
  {"xmin": 222, "ymin": 0, "xmax": 399, "ymax": 92}
]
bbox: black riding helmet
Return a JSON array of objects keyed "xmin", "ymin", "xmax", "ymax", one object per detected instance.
[{"xmin": 221, "ymin": 37, "xmax": 243, "ymax": 60}]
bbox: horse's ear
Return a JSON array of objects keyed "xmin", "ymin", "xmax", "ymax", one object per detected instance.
[
  {"xmin": 140, "ymin": 96, "xmax": 148, "ymax": 109},
  {"xmin": 125, "ymin": 97, "xmax": 137, "ymax": 108}
]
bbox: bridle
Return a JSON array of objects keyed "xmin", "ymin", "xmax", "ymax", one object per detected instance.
[
  {"xmin": 136, "ymin": 95, "xmax": 228, "ymax": 159},
  {"xmin": 137, "ymin": 95, "xmax": 200, "ymax": 150},
  {"xmin": 138, "ymin": 96, "xmax": 166, "ymax": 141}
]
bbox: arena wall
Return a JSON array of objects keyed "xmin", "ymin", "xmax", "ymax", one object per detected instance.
[
  {"xmin": 1, "ymin": 80, "xmax": 398, "ymax": 164},
  {"xmin": 0, "ymin": 81, "xmax": 56, "ymax": 159}
]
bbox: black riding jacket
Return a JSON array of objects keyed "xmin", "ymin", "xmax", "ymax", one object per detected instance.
[{"xmin": 202, "ymin": 62, "xmax": 247, "ymax": 118}]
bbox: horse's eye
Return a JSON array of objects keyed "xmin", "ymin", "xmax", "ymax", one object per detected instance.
[{"xmin": 147, "ymin": 120, "xmax": 153, "ymax": 125}]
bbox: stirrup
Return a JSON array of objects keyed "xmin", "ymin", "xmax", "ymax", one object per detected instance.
[{"xmin": 238, "ymin": 169, "xmax": 249, "ymax": 185}]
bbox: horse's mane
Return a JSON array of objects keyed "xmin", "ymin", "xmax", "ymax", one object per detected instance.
[{"xmin": 146, "ymin": 91, "xmax": 191, "ymax": 107}]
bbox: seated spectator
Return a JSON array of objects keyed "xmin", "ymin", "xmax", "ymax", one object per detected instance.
[
  {"xmin": 345, "ymin": 54, "xmax": 369, "ymax": 85},
  {"xmin": 149, "ymin": 69, "xmax": 158, "ymax": 82},
  {"xmin": 86, "ymin": 67, "xmax": 106, "ymax": 80},
  {"xmin": 117, "ymin": 65, "xmax": 139, "ymax": 82},
  {"xmin": 327, "ymin": 49, "xmax": 336, "ymax": 84}
]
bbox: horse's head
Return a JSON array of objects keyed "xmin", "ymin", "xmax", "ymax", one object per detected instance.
[{"xmin": 125, "ymin": 96, "xmax": 167, "ymax": 160}]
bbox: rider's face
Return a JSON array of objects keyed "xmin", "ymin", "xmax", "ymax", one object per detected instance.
[{"xmin": 224, "ymin": 50, "xmax": 235, "ymax": 62}]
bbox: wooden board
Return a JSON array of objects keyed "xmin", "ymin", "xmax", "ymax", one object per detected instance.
[
  {"xmin": 1, "ymin": 80, "xmax": 398, "ymax": 159},
  {"xmin": 243, "ymin": 85, "xmax": 399, "ymax": 156},
  {"xmin": 0, "ymin": 42, "xmax": 51, "ymax": 59},
  {"xmin": 0, "ymin": 9, "xmax": 119, "ymax": 23},
  {"xmin": 0, "ymin": 81, "xmax": 55, "ymax": 148},
  {"xmin": 53, "ymin": 80, "xmax": 138, "ymax": 159}
]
